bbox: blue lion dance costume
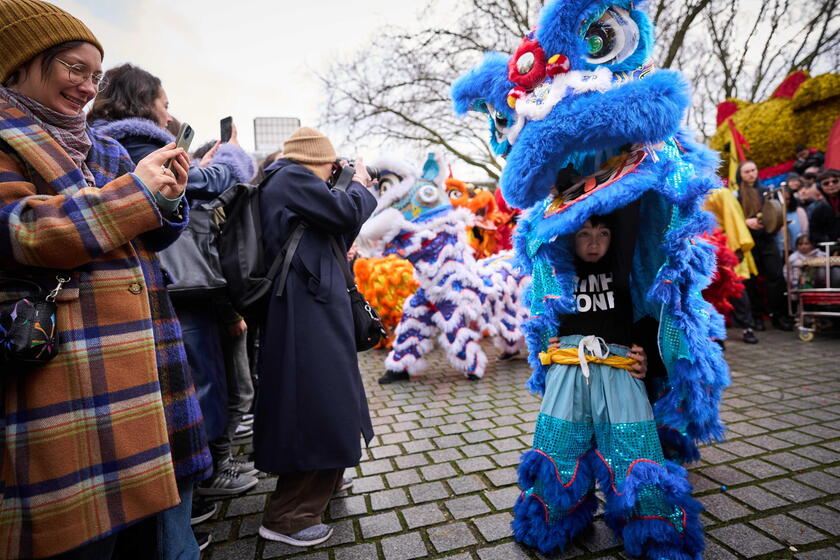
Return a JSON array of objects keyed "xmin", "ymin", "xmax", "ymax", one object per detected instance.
[{"xmin": 452, "ymin": 1, "xmax": 729, "ymax": 558}]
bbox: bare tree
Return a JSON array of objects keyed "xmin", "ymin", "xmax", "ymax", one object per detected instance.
[
  {"xmin": 670, "ymin": 0, "xmax": 839, "ymax": 140},
  {"xmin": 320, "ymin": 0, "xmax": 839, "ymax": 177},
  {"xmin": 320, "ymin": 0, "xmax": 543, "ymax": 180}
]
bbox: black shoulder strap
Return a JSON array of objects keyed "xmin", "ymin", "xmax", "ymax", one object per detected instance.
[
  {"xmin": 274, "ymin": 223, "xmax": 307, "ymax": 298},
  {"xmin": 329, "ymin": 237, "xmax": 356, "ymax": 291}
]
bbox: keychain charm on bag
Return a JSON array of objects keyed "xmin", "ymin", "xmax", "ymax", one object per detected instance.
[{"xmin": 0, "ymin": 273, "xmax": 69, "ymax": 371}]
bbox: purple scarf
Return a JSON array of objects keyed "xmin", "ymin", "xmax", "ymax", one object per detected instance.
[{"xmin": 0, "ymin": 85, "xmax": 95, "ymax": 186}]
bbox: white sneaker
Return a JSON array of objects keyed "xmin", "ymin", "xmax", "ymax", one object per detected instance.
[
  {"xmin": 335, "ymin": 476, "xmax": 353, "ymax": 494},
  {"xmin": 258, "ymin": 524, "xmax": 333, "ymax": 546}
]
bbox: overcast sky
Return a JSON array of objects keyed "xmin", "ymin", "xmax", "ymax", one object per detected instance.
[{"xmin": 56, "ymin": 0, "xmax": 429, "ymax": 156}]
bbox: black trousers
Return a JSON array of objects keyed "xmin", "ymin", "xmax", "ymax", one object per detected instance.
[
  {"xmin": 747, "ymin": 235, "xmax": 788, "ymax": 321},
  {"xmin": 729, "ymin": 288, "xmax": 755, "ymax": 329}
]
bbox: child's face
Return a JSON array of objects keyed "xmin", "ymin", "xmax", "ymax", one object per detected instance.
[
  {"xmin": 797, "ymin": 238, "xmax": 815, "ymax": 253},
  {"xmin": 575, "ymin": 220, "xmax": 611, "ymax": 263}
]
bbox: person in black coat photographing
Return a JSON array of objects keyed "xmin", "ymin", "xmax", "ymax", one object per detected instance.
[{"xmin": 255, "ymin": 127, "xmax": 377, "ymax": 547}]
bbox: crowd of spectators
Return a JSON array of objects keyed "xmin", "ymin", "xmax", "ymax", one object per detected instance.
[
  {"xmin": 721, "ymin": 149, "xmax": 839, "ymax": 344},
  {"xmin": 0, "ymin": 2, "xmax": 375, "ymax": 557}
]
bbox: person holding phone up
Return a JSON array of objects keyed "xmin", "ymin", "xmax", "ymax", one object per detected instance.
[
  {"xmin": 0, "ymin": 1, "xmax": 209, "ymax": 558},
  {"xmin": 89, "ymin": 63, "xmax": 258, "ymax": 548}
]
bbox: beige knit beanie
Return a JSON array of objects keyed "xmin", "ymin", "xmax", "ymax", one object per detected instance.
[
  {"xmin": 282, "ymin": 127, "xmax": 337, "ymax": 165},
  {"xmin": 0, "ymin": 0, "xmax": 104, "ymax": 84}
]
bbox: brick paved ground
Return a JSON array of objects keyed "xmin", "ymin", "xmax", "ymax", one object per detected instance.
[{"xmin": 203, "ymin": 327, "xmax": 840, "ymax": 559}]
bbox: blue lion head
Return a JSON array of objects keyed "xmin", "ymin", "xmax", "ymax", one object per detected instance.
[{"xmin": 453, "ymin": 0, "xmax": 692, "ymax": 210}]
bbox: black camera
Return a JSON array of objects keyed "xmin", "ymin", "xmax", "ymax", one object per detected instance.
[
  {"xmin": 328, "ymin": 159, "xmax": 381, "ymax": 190},
  {"xmin": 333, "ymin": 158, "xmax": 380, "ymax": 182}
]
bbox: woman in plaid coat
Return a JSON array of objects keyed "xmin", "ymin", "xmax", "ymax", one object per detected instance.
[{"xmin": 0, "ymin": 2, "xmax": 210, "ymax": 558}]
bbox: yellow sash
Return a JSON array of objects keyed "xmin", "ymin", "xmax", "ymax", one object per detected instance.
[{"xmin": 538, "ymin": 346, "xmax": 637, "ymax": 371}]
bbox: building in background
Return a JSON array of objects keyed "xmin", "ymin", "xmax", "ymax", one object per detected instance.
[{"xmin": 253, "ymin": 117, "xmax": 301, "ymax": 158}]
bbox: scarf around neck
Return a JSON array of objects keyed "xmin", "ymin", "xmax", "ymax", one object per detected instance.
[{"xmin": 0, "ymin": 85, "xmax": 95, "ymax": 186}]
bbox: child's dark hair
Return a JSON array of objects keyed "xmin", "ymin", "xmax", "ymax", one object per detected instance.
[
  {"xmin": 795, "ymin": 233, "xmax": 815, "ymax": 247},
  {"xmin": 586, "ymin": 214, "xmax": 614, "ymax": 231}
]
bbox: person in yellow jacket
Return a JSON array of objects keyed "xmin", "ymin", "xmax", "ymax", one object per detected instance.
[{"xmin": 704, "ymin": 186, "xmax": 761, "ymax": 343}]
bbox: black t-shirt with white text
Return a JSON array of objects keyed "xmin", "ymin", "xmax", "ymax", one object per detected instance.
[
  {"xmin": 557, "ymin": 255, "xmax": 635, "ymax": 346},
  {"xmin": 557, "ymin": 202, "xmax": 639, "ymax": 347}
]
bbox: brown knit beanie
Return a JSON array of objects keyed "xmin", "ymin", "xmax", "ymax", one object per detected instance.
[
  {"xmin": 283, "ymin": 127, "xmax": 337, "ymax": 165},
  {"xmin": 0, "ymin": 0, "xmax": 104, "ymax": 84}
]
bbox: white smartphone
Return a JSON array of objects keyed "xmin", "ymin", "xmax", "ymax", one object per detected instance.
[{"xmin": 166, "ymin": 122, "xmax": 195, "ymax": 176}]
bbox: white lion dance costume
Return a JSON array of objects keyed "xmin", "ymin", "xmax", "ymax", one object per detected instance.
[
  {"xmin": 453, "ymin": 1, "xmax": 729, "ymax": 558},
  {"xmin": 356, "ymin": 155, "xmax": 527, "ymax": 381}
]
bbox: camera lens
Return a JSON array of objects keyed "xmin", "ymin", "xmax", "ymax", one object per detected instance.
[{"xmin": 366, "ymin": 166, "xmax": 381, "ymax": 180}]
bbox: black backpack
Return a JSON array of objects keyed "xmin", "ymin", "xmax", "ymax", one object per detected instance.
[
  {"xmin": 157, "ymin": 202, "xmax": 227, "ymax": 302},
  {"xmin": 204, "ymin": 170, "xmax": 305, "ymax": 319}
]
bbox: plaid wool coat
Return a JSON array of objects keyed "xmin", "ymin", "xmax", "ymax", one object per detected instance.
[{"xmin": 0, "ymin": 96, "xmax": 210, "ymax": 558}]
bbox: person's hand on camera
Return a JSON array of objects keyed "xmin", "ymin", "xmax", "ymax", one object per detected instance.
[
  {"xmin": 746, "ymin": 217, "xmax": 762, "ymax": 230},
  {"xmin": 134, "ymin": 143, "xmax": 188, "ymax": 198},
  {"xmin": 353, "ymin": 157, "xmax": 373, "ymax": 187}
]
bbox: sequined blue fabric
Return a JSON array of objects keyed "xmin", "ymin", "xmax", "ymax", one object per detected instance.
[
  {"xmin": 533, "ymin": 414, "xmax": 592, "ymax": 485},
  {"xmin": 529, "ymin": 413, "xmax": 684, "ymax": 531}
]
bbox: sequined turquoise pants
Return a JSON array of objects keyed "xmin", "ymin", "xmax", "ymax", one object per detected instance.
[{"xmin": 515, "ymin": 335, "xmax": 688, "ymax": 552}]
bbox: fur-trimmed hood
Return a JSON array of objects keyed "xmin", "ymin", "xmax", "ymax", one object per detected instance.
[
  {"xmin": 91, "ymin": 117, "xmax": 256, "ymax": 184},
  {"xmin": 91, "ymin": 117, "xmax": 174, "ymax": 145}
]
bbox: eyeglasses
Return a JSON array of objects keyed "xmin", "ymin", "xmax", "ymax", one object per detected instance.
[
  {"xmin": 54, "ymin": 58, "xmax": 108, "ymax": 92},
  {"xmin": 821, "ymin": 178, "xmax": 838, "ymax": 186}
]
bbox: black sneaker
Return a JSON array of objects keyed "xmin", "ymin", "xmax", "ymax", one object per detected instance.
[
  {"xmin": 467, "ymin": 373, "xmax": 480, "ymax": 381},
  {"xmin": 742, "ymin": 329, "xmax": 759, "ymax": 344},
  {"xmin": 194, "ymin": 530, "xmax": 212, "ymax": 551},
  {"xmin": 196, "ymin": 466, "xmax": 258, "ymax": 497},
  {"xmin": 497, "ymin": 351, "xmax": 519, "ymax": 361},
  {"xmin": 772, "ymin": 315, "xmax": 794, "ymax": 331},
  {"xmin": 378, "ymin": 370, "xmax": 409, "ymax": 384},
  {"xmin": 190, "ymin": 499, "xmax": 218, "ymax": 525}
]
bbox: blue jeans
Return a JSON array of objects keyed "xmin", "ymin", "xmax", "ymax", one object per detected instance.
[{"xmin": 157, "ymin": 478, "xmax": 199, "ymax": 560}]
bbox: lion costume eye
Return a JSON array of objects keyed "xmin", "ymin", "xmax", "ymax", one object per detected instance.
[
  {"xmin": 583, "ymin": 6, "xmax": 639, "ymax": 66},
  {"xmin": 378, "ymin": 174, "xmax": 400, "ymax": 194},
  {"xmin": 416, "ymin": 184, "xmax": 441, "ymax": 206}
]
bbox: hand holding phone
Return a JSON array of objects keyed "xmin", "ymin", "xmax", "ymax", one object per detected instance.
[
  {"xmin": 220, "ymin": 117, "xmax": 233, "ymax": 143},
  {"xmin": 166, "ymin": 122, "xmax": 194, "ymax": 177}
]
